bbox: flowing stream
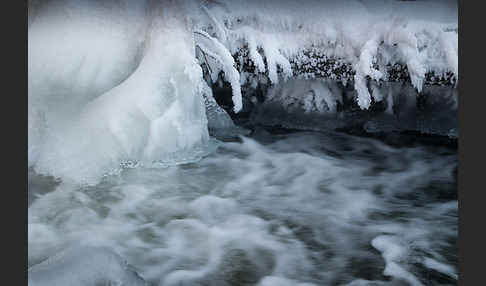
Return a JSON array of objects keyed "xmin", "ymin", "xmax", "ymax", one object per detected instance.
[{"xmin": 28, "ymin": 128, "xmax": 457, "ymax": 286}]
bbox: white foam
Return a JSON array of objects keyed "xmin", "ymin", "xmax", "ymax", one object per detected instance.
[
  {"xmin": 258, "ymin": 276, "xmax": 317, "ymax": 286},
  {"xmin": 28, "ymin": 132, "xmax": 457, "ymax": 285},
  {"xmin": 371, "ymin": 235, "xmax": 423, "ymax": 286},
  {"xmin": 422, "ymin": 257, "xmax": 458, "ymax": 280},
  {"xmin": 28, "ymin": 245, "xmax": 146, "ymax": 286}
]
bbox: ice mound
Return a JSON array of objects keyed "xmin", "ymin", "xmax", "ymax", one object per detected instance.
[
  {"xmin": 29, "ymin": 1, "xmax": 211, "ymax": 185},
  {"xmin": 28, "ymin": 245, "xmax": 146, "ymax": 286}
]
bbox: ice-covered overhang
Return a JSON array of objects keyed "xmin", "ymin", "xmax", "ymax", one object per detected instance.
[{"xmin": 195, "ymin": 0, "xmax": 458, "ymax": 110}]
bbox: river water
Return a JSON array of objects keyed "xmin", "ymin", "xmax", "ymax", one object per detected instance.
[{"xmin": 28, "ymin": 128, "xmax": 457, "ymax": 286}]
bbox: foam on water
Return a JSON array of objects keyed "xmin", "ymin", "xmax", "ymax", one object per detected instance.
[
  {"xmin": 28, "ymin": 245, "xmax": 146, "ymax": 286},
  {"xmin": 28, "ymin": 130, "xmax": 457, "ymax": 285}
]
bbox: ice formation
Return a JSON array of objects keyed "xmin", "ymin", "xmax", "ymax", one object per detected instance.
[
  {"xmin": 29, "ymin": 1, "xmax": 211, "ymax": 185},
  {"xmin": 201, "ymin": 81, "xmax": 250, "ymax": 139},
  {"xmin": 28, "ymin": 0, "xmax": 457, "ymax": 184},
  {"xmin": 251, "ymin": 80, "xmax": 458, "ymax": 137},
  {"xmin": 196, "ymin": 0, "xmax": 458, "ymax": 109}
]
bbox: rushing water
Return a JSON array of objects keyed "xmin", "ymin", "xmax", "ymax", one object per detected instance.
[{"xmin": 28, "ymin": 128, "xmax": 457, "ymax": 286}]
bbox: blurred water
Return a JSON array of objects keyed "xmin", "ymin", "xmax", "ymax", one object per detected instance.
[{"xmin": 28, "ymin": 128, "xmax": 457, "ymax": 286}]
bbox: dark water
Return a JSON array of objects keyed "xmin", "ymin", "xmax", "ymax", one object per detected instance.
[{"xmin": 28, "ymin": 128, "xmax": 457, "ymax": 286}]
